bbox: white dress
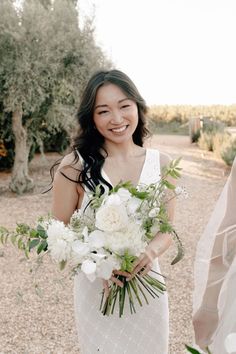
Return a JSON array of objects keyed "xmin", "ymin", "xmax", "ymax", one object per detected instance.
[{"xmin": 74, "ymin": 148, "xmax": 169, "ymax": 354}]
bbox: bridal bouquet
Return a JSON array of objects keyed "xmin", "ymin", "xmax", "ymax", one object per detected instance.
[{"xmin": 0, "ymin": 158, "xmax": 185, "ymax": 317}]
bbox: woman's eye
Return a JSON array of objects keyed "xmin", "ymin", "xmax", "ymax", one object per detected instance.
[
  {"xmin": 121, "ymin": 105, "xmax": 130, "ymax": 109},
  {"xmin": 98, "ymin": 110, "xmax": 109, "ymax": 115}
]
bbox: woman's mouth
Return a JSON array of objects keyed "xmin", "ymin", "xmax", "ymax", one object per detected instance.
[{"xmin": 110, "ymin": 125, "xmax": 128, "ymax": 133}]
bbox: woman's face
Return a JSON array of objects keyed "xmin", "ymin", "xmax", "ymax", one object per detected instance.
[{"xmin": 93, "ymin": 83, "xmax": 139, "ymax": 144}]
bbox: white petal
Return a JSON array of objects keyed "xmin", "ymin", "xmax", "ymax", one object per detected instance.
[
  {"xmin": 81, "ymin": 259, "xmax": 96, "ymax": 275},
  {"xmin": 72, "ymin": 240, "xmax": 89, "ymax": 256},
  {"xmin": 225, "ymin": 333, "xmax": 236, "ymax": 353},
  {"xmin": 88, "ymin": 230, "xmax": 106, "ymax": 248}
]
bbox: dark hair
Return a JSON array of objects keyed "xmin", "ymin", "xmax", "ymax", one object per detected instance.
[{"xmin": 54, "ymin": 69, "xmax": 149, "ymax": 193}]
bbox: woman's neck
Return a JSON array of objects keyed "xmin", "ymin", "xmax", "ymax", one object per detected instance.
[{"xmin": 103, "ymin": 140, "xmax": 143, "ymax": 158}]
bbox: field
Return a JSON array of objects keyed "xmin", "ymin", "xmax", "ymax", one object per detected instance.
[{"xmin": 0, "ymin": 135, "xmax": 230, "ymax": 354}]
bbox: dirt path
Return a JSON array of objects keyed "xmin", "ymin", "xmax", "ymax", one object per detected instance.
[{"xmin": 0, "ymin": 136, "xmax": 229, "ymax": 354}]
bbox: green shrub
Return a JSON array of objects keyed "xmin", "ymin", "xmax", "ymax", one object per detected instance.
[
  {"xmin": 198, "ymin": 132, "xmax": 214, "ymax": 151},
  {"xmin": 212, "ymin": 132, "xmax": 232, "ymax": 158},
  {"xmin": 221, "ymin": 138, "xmax": 236, "ymax": 166}
]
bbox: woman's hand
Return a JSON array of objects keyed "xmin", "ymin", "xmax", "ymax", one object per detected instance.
[
  {"xmin": 127, "ymin": 253, "xmax": 153, "ymax": 280},
  {"xmin": 193, "ymin": 306, "xmax": 219, "ymax": 350},
  {"xmin": 102, "ymin": 269, "xmax": 131, "ymax": 298},
  {"xmin": 127, "ymin": 232, "xmax": 172, "ymax": 280}
]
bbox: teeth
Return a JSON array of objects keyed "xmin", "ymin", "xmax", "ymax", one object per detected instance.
[{"xmin": 111, "ymin": 126, "xmax": 127, "ymax": 132}]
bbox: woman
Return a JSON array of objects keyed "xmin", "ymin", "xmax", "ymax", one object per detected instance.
[
  {"xmin": 52, "ymin": 69, "xmax": 175, "ymax": 353},
  {"xmin": 193, "ymin": 157, "xmax": 236, "ymax": 353}
]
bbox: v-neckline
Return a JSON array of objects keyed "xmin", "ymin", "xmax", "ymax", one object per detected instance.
[{"xmin": 101, "ymin": 149, "xmax": 148, "ymax": 188}]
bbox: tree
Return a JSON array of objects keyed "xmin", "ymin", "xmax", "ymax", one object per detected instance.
[{"xmin": 0, "ymin": 0, "xmax": 112, "ymax": 193}]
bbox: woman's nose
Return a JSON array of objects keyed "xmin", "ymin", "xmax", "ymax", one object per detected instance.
[{"xmin": 111, "ymin": 110, "xmax": 123, "ymax": 124}]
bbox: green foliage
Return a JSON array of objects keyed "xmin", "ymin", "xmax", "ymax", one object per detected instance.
[
  {"xmin": 0, "ymin": 0, "xmax": 112, "ymax": 171},
  {"xmin": 221, "ymin": 138, "xmax": 236, "ymax": 166},
  {"xmin": 0, "ymin": 222, "xmax": 48, "ymax": 258},
  {"xmin": 198, "ymin": 132, "xmax": 214, "ymax": 151},
  {"xmin": 185, "ymin": 344, "xmax": 212, "ymax": 354}
]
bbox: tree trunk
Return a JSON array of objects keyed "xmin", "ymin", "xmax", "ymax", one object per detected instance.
[{"xmin": 9, "ymin": 108, "xmax": 34, "ymax": 194}]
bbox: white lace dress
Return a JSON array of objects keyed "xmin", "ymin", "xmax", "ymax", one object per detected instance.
[{"xmin": 74, "ymin": 148, "xmax": 169, "ymax": 354}]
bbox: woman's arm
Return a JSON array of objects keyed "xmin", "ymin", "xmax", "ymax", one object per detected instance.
[
  {"xmin": 128, "ymin": 152, "xmax": 176, "ymax": 277},
  {"xmin": 52, "ymin": 153, "xmax": 82, "ymax": 224}
]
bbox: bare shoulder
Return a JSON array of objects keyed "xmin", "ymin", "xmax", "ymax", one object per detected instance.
[{"xmin": 57, "ymin": 151, "xmax": 82, "ymax": 180}]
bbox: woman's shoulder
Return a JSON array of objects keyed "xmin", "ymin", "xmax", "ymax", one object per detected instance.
[
  {"xmin": 58, "ymin": 151, "xmax": 81, "ymax": 170},
  {"xmin": 56, "ymin": 151, "xmax": 82, "ymax": 182}
]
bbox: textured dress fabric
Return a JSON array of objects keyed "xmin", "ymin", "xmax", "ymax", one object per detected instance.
[{"xmin": 74, "ymin": 148, "xmax": 169, "ymax": 354}]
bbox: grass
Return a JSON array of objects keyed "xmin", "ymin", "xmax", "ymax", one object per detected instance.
[{"xmin": 148, "ymin": 119, "xmax": 189, "ymax": 136}]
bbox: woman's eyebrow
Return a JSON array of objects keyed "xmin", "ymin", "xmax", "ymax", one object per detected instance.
[
  {"xmin": 94, "ymin": 104, "xmax": 108, "ymax": 110},
  {"xmin": 94, "ymin": 98, "xmax": 130, "ymax": 110}
]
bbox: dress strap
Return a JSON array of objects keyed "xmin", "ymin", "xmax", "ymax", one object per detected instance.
[{"xmin": 140, "ymin": 149, "xmax": 161, "ymax": 185}]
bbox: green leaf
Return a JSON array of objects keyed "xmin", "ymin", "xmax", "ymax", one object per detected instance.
[
  {"xmin": 184, "ymin": 344, "xmax": 202, "ymax": 354},
  {"xmin": 163, "ymin": 180, "xmax": 176, "ymax": 190},
  {"xmin": 59, "ymin": 260, "xmax": 67, "ymax": 270},
  {"xmin": 36, "ymin": 226, "xmax": 47, "ymax": 239},
  {"xmin": 29, "ymin": 238, "xmax": 40, "ymax": 251},
  {"xmin": 171, "ymin": 230, "xmax": 184, "ymax": 265},
  {"xmin": 29, "ymin": 229, "xmax": 38, "ymax": 238},
  {"xmin": 37, "ymin": 240, "xmax": 48, "ymax": 254}
]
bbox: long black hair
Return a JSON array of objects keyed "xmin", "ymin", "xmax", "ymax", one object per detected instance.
[{"xmin": 72, "ymin": 69, "xmax": 150, "ymax": 192}]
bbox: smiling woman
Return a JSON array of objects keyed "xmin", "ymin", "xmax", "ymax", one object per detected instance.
[{"xmin": 51, "ymin": 69, "xmax": 176, "ymax": 353}]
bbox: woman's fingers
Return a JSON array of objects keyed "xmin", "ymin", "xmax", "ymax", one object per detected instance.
[
  {"xmin": 110, "ymin": 275, "xmax": 124, "ymax": 287},
  {"xmin": 113, "ymin": 269, "xmax": 130, "ymax": 277},
  {"xmin": 139, "ymin": 263, "xmax": 152, "ymax": 276},
  {"xmin": 127, "ymin": 256, "xmax": 152, "ymax": 280},
  {"xmin": 102, "ymin": 280, "xmax": 110, "ymax": 298}
]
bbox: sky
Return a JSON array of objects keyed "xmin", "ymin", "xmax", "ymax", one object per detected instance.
[{"xmin": 79, "ymin": 0, "xmax": 236, "ymax": 106}]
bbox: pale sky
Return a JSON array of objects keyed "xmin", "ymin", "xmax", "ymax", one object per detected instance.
[{"xmin": 79, "ymin": 0, "xmax": 236, "ymax": 105}]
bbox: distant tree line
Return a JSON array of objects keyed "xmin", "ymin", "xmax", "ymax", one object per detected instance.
[{"xmin": 149, "ymin": 104, "xmax": 236, "ymax": 126}]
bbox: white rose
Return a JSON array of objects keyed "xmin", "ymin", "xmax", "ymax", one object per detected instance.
[
  {"xmin": 105, "ymin": 222, "xmax": 146, "ymax": 256},
  {"xmin": 95, "ymin": 204, "xmax": 129, "ymax": 232},
  {"xmin": 116, "ymin": 188, "xmax": 132, "ymax": 202},
  {"xmin": 103, "ymin": 193, "xmax": 122, "ymax": 206}
]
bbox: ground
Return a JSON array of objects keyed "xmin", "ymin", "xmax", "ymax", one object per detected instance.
[{"xmin": 0, "ymin": 135, "xmax": 230, "ymax": 354}]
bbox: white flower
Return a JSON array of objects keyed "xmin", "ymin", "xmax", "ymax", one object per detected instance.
[
  {"xmin": 88, "ymin": 230, "xmax": 106, "ymax": 249},
  {"xmin": 116, "ymin": 188, "xmax": 132, "ymax": 202},
  {"xmin": 47, "ymin": 220, "xmax": 76, "ymax": 262},
  {"xmin": 103, "ymin": 193, "xmax": 122, "ymax": 206},
  {"xmin": 148, "ymin": 207, "xmax": 160, "ymax": 218},
  {"xmin": 81, "ymin": 259, "xmax": 97, "ymax": 281},
  {"xmin": 225, "ymin": 333, "xmax": 236, "ymax": 353},
  {"xmin": 95, "ymin": 204, "xmax": 129, "ymax": 232},
  {"xmin": 72, "ymin": 240, "xmax": 90, "ymax": 257},
  {"xmin": 126, "ymin": 197, "xmax": 142, "ymax": 215},
  {"xmin": 105, "ymin": 222, "xmax": 146, "ymax": 256},
  {"xmin": 150, "ymin": 220, "xmax": 160, "ymax": 236},
  {"xmin": 96, "ymin": 256, "xmax": 120, "ymax": 280}
]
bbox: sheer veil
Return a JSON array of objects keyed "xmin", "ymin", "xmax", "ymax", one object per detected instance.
[{"xmin": 193, "ymin": 157, "xmax": 236, "ymax": 347}]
